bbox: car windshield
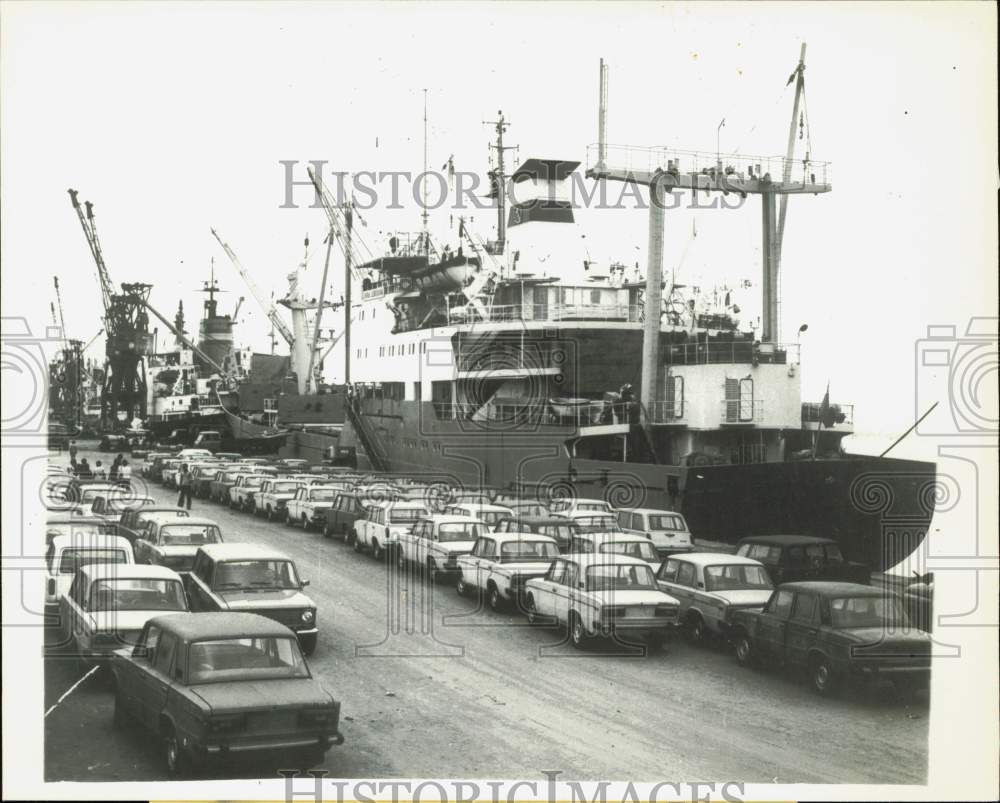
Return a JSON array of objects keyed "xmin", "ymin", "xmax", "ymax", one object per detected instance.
[
  {"xmin": 575, "ymin": 516, "xmax": 622, "ymax": 533},
  {"xmin": 704, "ymin": 564, "xmax": 773, "ymax": 591},
  {"xmin": 500, "ymin": 540, "xmax": 559, "ymax": 562},
  {"xmin": 389, "ymin": 507, "xmax": 429, "ymax": 523},
  {"xmin": 188, "ymin": 636, "xmax": 310, "ymax": 684},
  {"xmin": 271, "ymin": 482, "xmax": 300, "ymax": 493},
  {"xmin": 648, "ymin": 514, "xmax": 686, "ymax": 531},
  {"xmin": 89, "ymin": 578, "xmax": 187, "ymax": 611},
  {"xmin": 586, "ymin": 563, "xmax": 658, "ymax": 591},
  {"xmin": 58, "ymin": 548, "xmax": 128, "ymax": 574},
  {"xmin": 600, "ymin": 540, "xmax": 659, "ymax": 562},
  {"xmin": 829, "ymin": 596, "xmax": 910, "ymax": 629},
  {"xmin": 213, "ymin": 559, "xmax": 301, "ymax": 590},
  {"xmin": 160, "ymin": 524, "xmax": 222, "ymax": 546},
  {"xmin": 438, "ymin": 522, "xmax": 483, "ymax": 541},
  {"xmin": 577, "ymin": 501, "xmax": 610, "ymax": 512},
  {"xmin": 309, "ymin": 489, "xmax": 338, "ymax": 501}
]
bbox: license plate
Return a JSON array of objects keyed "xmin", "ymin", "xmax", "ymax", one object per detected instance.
[{"xmin": 248, "ymin": 711, "xmax": 298, "ymax": 731}]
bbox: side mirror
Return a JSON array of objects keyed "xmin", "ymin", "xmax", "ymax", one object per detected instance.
[{"xmin": 301, "ymin": 579, "xmax": 310, "ymax": 588}]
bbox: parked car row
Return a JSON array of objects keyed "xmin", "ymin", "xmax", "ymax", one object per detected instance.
[
  {"xmin": 150, "ymin": 454, "xmax": 931, "ymax": 699},
  {"xmin": 43, "ymin": 462, "xmax": 343, "ymax": 776}
]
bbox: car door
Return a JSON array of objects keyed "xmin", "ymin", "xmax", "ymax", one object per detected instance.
[
  {"xmin": 533, "ymin": 560, "xmax": 566, "ymax": 618},
  {"xmin": 556, "ymin": 561, "xmax": 580, "ymax": 625},
  {"xmin": 463, "ymin": 537, "xmax": 484, "ymax": 587},
  {"xmin": 784, "ymin": 592, "xmax": 820, "ymax": 667},
  {"xmin": 475, "ymin": 538, "xmax": 497, "ymax": 589},
  {"xmin": 184, "ymin": 553, "xmax": 212, "ymax": 611},
  {"xmin": 668, "ymin": 560, "xmax": 697, "ymax": 613},
  {"xmin": 135, "ymin": 628, "xmax": 176, "ymax": 730},
  {"xmin": 754, "ymin": 588, "xmax": 795, "ymax": 662}
]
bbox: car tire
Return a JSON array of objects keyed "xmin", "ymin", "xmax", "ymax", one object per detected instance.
[
  {"xmin": 569, "ymin": 612, "xmax": 589, "ymax": 650},
  {"xmin": 299, "ymin": 632, "xmax": 318, "ymax": 657},
  {"xmin": 397, "ymin": 550, "xmax": 407, "ymax": 570},
  {"xmin": 322, "ymin": 522, "xmax": 333, "ymax": 539},
  {"xmin": 456, "ymin": 576, "xmax": 469, "ymax": 597},
  {"xmin": 372, "ymin": 541, "xmax": 384, "ymax": 561},
  {"xmin": 163, "ymin": 725, "xmax": 192, "ymax": 778},
  {"xmin": 352, "ymin": 534, "xmax": 363, "ymax": 552},
  {"xmin": 266, "ymin": 506, "xmax": 274, "ymax": 522},
  {"xmin": 810, "ymin": 655, "xmax": 837, "ymax": 696},
  {"xmin": 426, "ymin": 557, "xmax": 437, "ymax": 579},
  {"xmin": 487, "ymin": 584, "xmax": 504, "ymax": 612},
  {"xmin": 525, "ymin": 595, "xmax": 539, "ymax": 625},
  {"xmin": 734, "ymin": 633, "xmax": 755, "ymax": 668},
  {"xmin": 684, "ymin": 613, "xmax": 706, "ymax": 645},
  {"xmin": 301, "ymin": 516, "xmax": 310, "ymax": 531}
]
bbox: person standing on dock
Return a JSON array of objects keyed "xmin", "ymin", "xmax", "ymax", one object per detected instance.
[{"xmin": 177, "ymin": 463, "xmax": 194, "ymax": 510}]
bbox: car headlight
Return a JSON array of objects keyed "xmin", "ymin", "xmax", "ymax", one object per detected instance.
[{"xmin": 301, "ymin": 609, "xmax": 315, "ymax": 623}]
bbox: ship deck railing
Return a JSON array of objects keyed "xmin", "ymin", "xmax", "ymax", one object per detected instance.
[
  {"xmin": 665, "ymin": 341, "xmax": 797, "ymax": 366},
  {"xmin": 431, "ymin": 400, "xmax": 636, "ymax": 428},
  {"xmin": 801, "ymin": 401, "xmax": 854, "ymax": 428},
  {"xmin": 447, "ymin": 302, "xmax": 643, "ymax": 326}
]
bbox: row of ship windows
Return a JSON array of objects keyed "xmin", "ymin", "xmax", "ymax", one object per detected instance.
[{"xmin": 355, "ymin": 341, "xmax": 427, "ymax": 359}]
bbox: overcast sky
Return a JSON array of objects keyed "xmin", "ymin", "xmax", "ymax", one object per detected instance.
[{"xmin": 2, "ymin": 1, "xmax": 996, "ymax": 456}]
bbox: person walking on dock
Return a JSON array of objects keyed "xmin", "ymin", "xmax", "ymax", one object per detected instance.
[{"xmin": 177, "ymin": 463, "xmax": 194, "ymax": 510}]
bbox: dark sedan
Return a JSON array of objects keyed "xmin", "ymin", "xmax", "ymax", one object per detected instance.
[
  {"xmin": 735, "ymin": 535, "xmax": 871, "ymax": 585},
  {"xmin": 729, "ymin": 581, "xmax": 931, "ymax": 697}
]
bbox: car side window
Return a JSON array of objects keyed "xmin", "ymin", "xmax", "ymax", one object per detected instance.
[
  {"xmin": 659, "ymin": 559, "xmax": 680, "ymax": 583},
  {"xmin": 786, "ymin": 546, "xmax": 806, "ymax": 567},
  {"xmin": 547, "ymin": 560, "xmax": 566, "ymax": 584},
  {"xmin": 675, "ymin": 562, "xmax": 696, "ymax": 587},
  {"xmin": 154, "ymin": 631, "xmax": 177, "ymax": 676},
  {"xmin": 480, "ymin": 539, "xmax": 496, "ymax": 559},
  {"xmin": 563, "ymin": 562, "xmax": 580, "ymax": 588},
  {"xmin": 768, "ymin": 589, "xmax": 795, "ymax": 618},
  {"xmin": 791, "ymin": 593, "xmax": 818, "ymax": 624},
  {"xmin": 736, "ymin": 544, "xmax": 751, "ymax": 557},
  {"xmin": 140, "ymin": 624, "xmax": 161, "ymax": 662},
  {"xmin": 616, "ymin": 511, "xmax": 629, "ymax": 528},
  {"xmin": 197, "ymin": 555, "xmax": 214, "ymax": 584},
  {"xmin": 471, "ymin": 538, "xmax": 484, "ymax": 557}
]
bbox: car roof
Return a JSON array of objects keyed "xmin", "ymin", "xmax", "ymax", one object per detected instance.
[
  {"xmin": 139, "ymin": 510, "xmax": 191, "ymax": 523},
  {"xmin": 778, "ymin": 581, "xmax": 879, "ymax": 597},
  {"xmin": 423, "ymin": 515, "xmax": 484, "ymax": 525},
  {"xmin": 579, "ymin": 532, "xmax": 650, "ymax": 543},
  {"xmin": 81, "ymin": 563, "xmax": 181, "ymax": 582},
  {"xmin": 50, "ymin": 533, "xmax": 130, "ymax": 549},
  {"xmin": 148, "ymin": 611, "xmax": 294, "ymax": 641},
  {"xmin": 511, "ymin": 516, "xmax": 577, "ymax": 525},
  {"xmin": 666, "ymin": 552, "xmax": 764, "ymax": 567},
  {"xmin": 737, "ymin": 534, "xmax": 836, "ymax": 546},
  {"xmin": 156, "ymin": 517, "xmax": 219, "ymax": 527},
  {"xmin": 196, "ymin": 542, "xmax": 291, "ymax": 561},
  {"xmin": 489, "ymin": 531, "xmax": 557, "ymax": 545},
  {"xmin": 622, "ymin": 507, "xmax": 686, "ymax": 516},
  {"xmin": 557, "ymin": 553, "xmax": 651, "ymax": 568}
]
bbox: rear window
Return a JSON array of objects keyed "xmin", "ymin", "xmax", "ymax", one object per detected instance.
[
  {"xmin": 89, "ymin": 578, "xmax": 187, "ymax": 611},
  {"xmin": 438, "ymin": 522, "xmax": 483, "ymax": 541},
  {"xmin": 160, "ymin": 524, "xmax": 222, "ymax": 546},
  {"xmin": 600, "ymin": 540, "xmax": 659, "ymax": 562},
  {"xmin": 58, "ymin": 548, "xmax": 128, "ymax": 574},
  {"xmin": 648, "ymin": 514, "xmax": 686, "ymax": 531},
  {"xmin": 309, "ymin": 489, "xmax": 338, "ymax": 501},
  {"xmin": 389, "ymin": 507, "xmax": 429, "ymax": 523}
]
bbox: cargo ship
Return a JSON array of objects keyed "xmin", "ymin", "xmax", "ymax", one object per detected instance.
[{"xmin": 281, "ymin": 52, "xmax": 937, "ymax": 571}]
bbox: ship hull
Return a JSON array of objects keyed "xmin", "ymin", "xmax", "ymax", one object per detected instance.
[{"xmin": 283, "ymin": 399, "xmax": 936, "ymax": 571}]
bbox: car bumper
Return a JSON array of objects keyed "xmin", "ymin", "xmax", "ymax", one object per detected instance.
[
  {"xmin": 594, "ymin": 617, "xmax": 677, "ymax": 637},
  {"xmin": 200, "ymin": 731, "xmax": 345, "ymax": 757},
  {"xmin": 850, "ymin": 663, "xmax": 931, "ymax": 681}
]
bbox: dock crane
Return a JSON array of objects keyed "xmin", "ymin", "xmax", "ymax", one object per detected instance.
[
  {"xmin": 210, "ymin": 228, "xmax": 294, "ymax": 347},
  {"xmin": 68, "ymin": 189, "xmax": 152, "ymax": 429},
  {"xmin": 586, "ymin": 45, "xmax": 830, "ymax": 417}
]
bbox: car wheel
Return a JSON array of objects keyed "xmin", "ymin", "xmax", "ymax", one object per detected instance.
[
  {"xmin": 488, "ymin": 584, "xmax": 504, "ymax": 612},
  {"xmin": 301, "ymin": 516, "xmax": 310, "ymax": 531},
  {"xmin": 266, "ymin": 506, "xmax": 274, "ymax": 522},
  {"xmin": 322, "ymin": 522, "xmax": 333, "ymax": 539},
  {"xmin": 163, "ymin": 726, "xmax": 192, "ymax": 777},
  {"xmin": 426, "ymin": 557, "xmax": 437, "ymax": 579},
  {"xmin": 569, "ymin": 612, "xmax": 589, "ymax": 650},
  {"xmin": 684, "ymin": 613, "xmax": 706, "ymax": 645},
  {"xmin": 396, "ymin": 550, "xmax": 406, "ymax": 570},
  {"xmin": 372, "ymin": 541, "xmax": 384, "ymax": 561},
  {"xmin": 299, "ymin": 632, "xmax": 318, "ymax": 657},
  {"xmin": 352, "ymin": 534, "xmax": 363, "ymax": 552},
  {"xmin": 734, "ymin": 633, "xmax": 755, "ymax": 667},
  {"xmin": 810, "ymin": 655, "xmax": 837, "ymax": 696},
  {"xmin": 456, "ymin": 576, "xmax": 469, "ymax": 597}
]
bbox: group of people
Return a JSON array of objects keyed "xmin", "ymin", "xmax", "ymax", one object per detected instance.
[{"xmin": 67, "ymin": 441, "xmax": 132, "ymax": 482}]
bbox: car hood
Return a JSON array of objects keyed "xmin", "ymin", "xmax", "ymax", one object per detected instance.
[
  {"xmin": 709, "ymin": 589, "xmax": 774, "ymax": 607},
  {"xmin": 189, "ymin": 678, "xmax": 335, "ymax": 712},
  {"xmin": 91, "ymin": 609, "xmax": 177, "ymax": 633},
  {"xmin": 218, "ymin": 589, "xmax": 314, "ymax": 609},
  {"xmin": 153, "ymin": 544, "xmax": 201, "ymax": 556}
]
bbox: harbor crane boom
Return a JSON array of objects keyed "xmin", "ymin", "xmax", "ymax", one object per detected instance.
[
  {"xmin": 211, "ymin": 227, "xmax": 294, "ymax": 346},
  {"xmin": 52, "ymin": 277, "xmax": 69, "ymax": 345}
]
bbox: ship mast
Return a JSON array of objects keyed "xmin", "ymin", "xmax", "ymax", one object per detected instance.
[{"xmin": 484, "ymin": 110, "xmax": 514, "ymax": 254}]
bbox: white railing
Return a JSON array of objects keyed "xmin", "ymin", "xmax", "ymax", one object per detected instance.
[
  {"xmin": 588, "ymin": 143, "xmax": 831, "ymax": 189},
  {"xmin": 447, "ymin": 302, "xmax": 642, "ymax": 326}
]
